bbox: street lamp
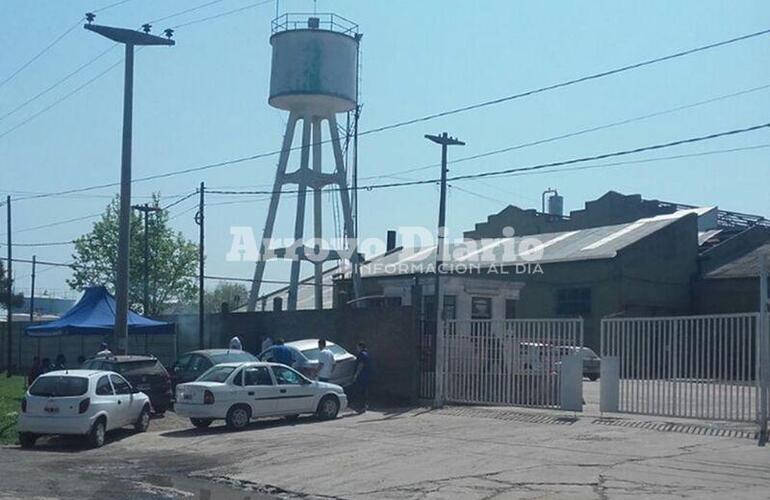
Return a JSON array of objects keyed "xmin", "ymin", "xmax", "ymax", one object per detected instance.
[
  {"xmin": 84, "ymin": 14, "xmax": 175, "ymax": 354},
  {"xmin": 424, "ymin": 132, "xmax": 465, "ymax": 408}
]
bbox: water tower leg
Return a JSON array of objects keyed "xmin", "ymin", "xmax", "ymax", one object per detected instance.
[
  {"xmin": 248, "ymin": 112, "xmax": 299, "ymax": 311},
  {"xmin": 312, "ymin": 117, "xmax": 324, "ymax": 310},
  {"xmin": 287, "ymin": 116, "xmax": 312, "ymax": 310},
  {"xmin": 328, "ymin": 114, "xmax": 363, "ymax": 303}
]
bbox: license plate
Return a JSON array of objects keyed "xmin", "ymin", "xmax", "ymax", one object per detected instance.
[
  {"xmin": 44, "ymin": 406, "xmax": 59, "ymax": 414},
  {"xmin": 137, "ymin": 384, "xmax": 151, "ymax": 391}
]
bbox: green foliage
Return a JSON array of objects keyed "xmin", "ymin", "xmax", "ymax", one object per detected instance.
[
  {"xmin": 67, "ymin": 195, "xmax": 198, "ymax": 315},
  {"xmin": 0, "ymin": 260, "xmax": 24, "ymax": 310},
  {"xmin": 204, "ymin": 282, "xmax": 249, "ymax": 313},
  {"xmin": 0, "ymin": 376, "xmax": 25, "ymax": 445}
]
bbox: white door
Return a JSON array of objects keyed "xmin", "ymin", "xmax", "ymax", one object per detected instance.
[
  {"xmin": 241, "ymin": 366, "xmax": 281, "ymax": 416},
  {"xmin": 109, "ymin": 374, "xmax": 137, "ymax": 427},
  {"xmin": 94, "ymin": 375, "xmax": 120, "ymax": 429},
  {"xmin": 271, "ymin": 365, "xmax": 316, "ymax": 414}
]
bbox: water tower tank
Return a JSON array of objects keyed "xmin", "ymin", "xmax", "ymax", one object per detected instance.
[
  {"xmin": 548, "ymin": 194, "xmax": 564, "ymax": 217},
  {"xmin": 269, "ymin": 14, "xmax": 359, "ymax": 113}
]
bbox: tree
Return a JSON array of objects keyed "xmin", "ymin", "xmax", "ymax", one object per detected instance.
[
  {"xmin": 0, "ymin": 260, "xmax": 24, "ymax": 310},
  {"xmin": 67, "ymin": 195, "xmax": 198, "ymax": 315},
  {"xmin": 204, "ymin": 282, "xmax": 248, "ymax": 313}
]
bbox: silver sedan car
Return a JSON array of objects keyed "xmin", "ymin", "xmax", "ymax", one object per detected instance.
[{"xmin": 258, "ymin": 339, "xmax": 357, "ymax": 387}]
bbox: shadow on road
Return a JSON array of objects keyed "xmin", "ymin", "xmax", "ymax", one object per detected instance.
[{"xmin": 161, "ymin": 411, "xmax": 360, "ymax": 438}]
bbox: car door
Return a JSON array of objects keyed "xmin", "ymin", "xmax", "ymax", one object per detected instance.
[
  {"xmin": 109, "ymin": 374, "xmax": 135, "ymax": 426},
  {"xmin": 94, "ymin": 375, "xmax": 119, "ymax": 429},
  {"xmin": 271, "ymin": 365, "xmax": 315, "ymax": 414},
  {"xmin": 187, "ymin": 355, "xmax": 214, "ymax": 382},
  {"xmin": 242, "ymin": 366, "xmax": 281, "ymax": 416}
]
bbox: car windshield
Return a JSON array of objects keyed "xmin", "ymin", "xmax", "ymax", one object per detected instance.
[
  {"xmin": 116, "ymin": 360, "xmax": 160, "ymax": 375},
  {"xmin": 198, "ymin": 366, "xmax": 236, "ymax": 383},
  {"xmin": 29, "ymin": 376, "xmax": 89, "ymax": 397},
  {"xmin": 209, "ymin": 351, "xmax": 256, "ymax": 364},
  {"xmin": 301, "ymin": 344, "xmax": 346, "ymax": 360}
]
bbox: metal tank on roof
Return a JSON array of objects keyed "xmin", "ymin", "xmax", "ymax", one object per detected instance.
[{"xmin": 269, "ymin": 13, "xmax": 360, "ymax": 113}]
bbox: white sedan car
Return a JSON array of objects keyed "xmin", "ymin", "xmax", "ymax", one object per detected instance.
[
  {"xmin": 17, "ymin": 370, "xmax": 151, "ymax": 448},
  {"xmin": 174, "ymin": 361, "xmax": 347, "ymax": 430}
]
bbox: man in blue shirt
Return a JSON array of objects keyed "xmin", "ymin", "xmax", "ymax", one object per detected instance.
[
  {"xmin": 352, "ymin": 342, "xmax": 371, "ymax": 414},
  {"xmin": 271, "ymin": 338, "xmax": 294, "ymax": 367}
]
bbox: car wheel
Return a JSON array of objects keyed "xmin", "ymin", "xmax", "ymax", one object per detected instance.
[
  {"xmin": 18, "ymin": 432, "xmax": 37, "ymax": 449},
  {"xmin": 316, "ymin": 395, "xmax": 339, "ymax": 420},
  {"xmin": 226, "ymin": 405, "xmax": 251, "ymax": 431},
  {"xmin": 190, "ymin": 418, "xmax": 213, "ymax": 429},
  {"xmin": 88, "ymin": 419, "xmax": 106, "ymax": 448},
  {"xmin": 134, "ymin": 406, "xmax": 151, "ymax": 433}
]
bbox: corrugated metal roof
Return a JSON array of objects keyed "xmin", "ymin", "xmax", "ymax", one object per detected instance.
[
  {"xmin": 706, "ymin": 242, "xmax": 770, "ymax": 279},
  {"xmin": 357, "ymin": 209, "xmax": 700, "ymax": 278}
]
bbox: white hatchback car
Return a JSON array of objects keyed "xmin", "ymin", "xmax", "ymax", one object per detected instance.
[
  {"xmin": 17, "ymin": 370, "xmax": 152, "ymax": 448},
  {"xmin": 174, "ymin": 361, "xmax": 347, "ymax": 430}
]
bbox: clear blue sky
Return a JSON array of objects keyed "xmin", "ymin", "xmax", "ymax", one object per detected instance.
[{"xmin": 1, "ymin": 0, "xmax": 769, "ymax": 300}]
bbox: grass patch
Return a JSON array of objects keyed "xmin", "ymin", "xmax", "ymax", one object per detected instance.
[{"xmin": 0, "ymin": 376, "xmax": 25, "ymax": 445}]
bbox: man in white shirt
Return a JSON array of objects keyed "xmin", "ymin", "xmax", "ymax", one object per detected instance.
[
  {"xmin": 95, "ymin": 342, "xmax": 112, "ymax": 358},
  {"xmin": 317, "ymin": 339, "xmax": 335, "ymax": 383},
  {"xmin": 229, "ymin": 336, "xmax": 243, "ymax": 351},
  {"xmin": 261, "ymin": 335, "xmax": 273, "ymax": 353}
]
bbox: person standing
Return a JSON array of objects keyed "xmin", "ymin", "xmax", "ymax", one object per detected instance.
[
  {"xmin": 260, "ymin": 335, "xmax": 273, "ymax": 353},
  {"xmin": 27, "ymin": 357, "xmax": 42, "ymax": 386},
  {"xmin": 96, "ymin": 342, "xmax": 112, "ymax": 357},
  {"xmin": 352, "ymin": 342, "xmax": 371, "ymax": 414},
  {"xmin": 228, "ymin": 335, "xmax": 243, "ymax": 351},
  {"xmin": 317, "ymin": 339, "xmax": 335, "ymax": 383},
  {"xmin": 271, "ymin": 339, "xmax": 294, "ymax": 367}
]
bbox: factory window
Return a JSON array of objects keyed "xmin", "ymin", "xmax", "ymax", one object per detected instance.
[
  {"xmin": 505, "ymin": 299, "xmax": 517, "ymax": 319},
  {"xmin": 444, "ymin": 295, "xmax": 457, "ymax": 320},
  {"xmin": 556, "ymin": 287, "xmax": 592, "ymax": 316},
  {"xmin": 471, "ymin": 297, "xmax": 493, "ymax": 319}
]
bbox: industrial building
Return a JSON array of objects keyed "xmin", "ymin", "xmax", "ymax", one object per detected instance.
[{"xmin": 255, "ymin": 191, "xmax": 769, "ymax": 351}]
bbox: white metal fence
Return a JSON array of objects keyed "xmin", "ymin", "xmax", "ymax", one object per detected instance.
[
  {"xmin": 441, "ymin": 319, "xmax": 583, "ymax": 410},
  {"xmin": 601, "ymin": 314, "xmax": 761, "ymax": 423}
]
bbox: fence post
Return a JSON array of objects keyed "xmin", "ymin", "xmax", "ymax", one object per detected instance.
[{"xmin": 759, "ymin": 255, "xmax": 768, "ymax": 446}]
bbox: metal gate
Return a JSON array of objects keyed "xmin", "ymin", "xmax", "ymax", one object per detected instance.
[
  {"xmin": 600, "ymin": 314, "xmax": 762, "ymax": 423},
  {"xmin": 439, "ymin": 319, "xmax": 584, "ymax": 410}
]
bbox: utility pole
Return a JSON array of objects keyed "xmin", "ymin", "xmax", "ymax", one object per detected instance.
[
  {"xmin": 132, "ymin": 203, "xmax": 161, "ymax": 355},
  {"xmin": 5, "ymin": 196, "xmax": 12, "ymax": 375},
  {"xmin": 84, "ymin": 14, "xmax": 175, "ymax": 354},
  {"xmin": 194, "ymin": 182, "xmax": 205, "ymax": 349},
  {"xmin": 29, "ymin": 255, "xmax": 35, "ymax": 323},
  {"xmin": 759, "ymin": 254, "xmax": 769, "ymax": 446},
  {"xmin": 424, "ymin": 132, "xmax": 464, "ymax": 408},
  {"xmin": 131, "ymin": 204, "xmax": 162, "ymax": 315}
]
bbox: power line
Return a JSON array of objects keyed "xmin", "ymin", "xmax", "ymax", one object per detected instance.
[
  {"xmin": 0, "ymin": 19, "xmax": 83, "ymax": 90},
  {"xmin": 203, "ymin": 121, "xmax": 770, "ymax": 194},
  {"xmin": 92, "ymin": 0, "xmax": 134, "ymax": 13},
  {"xmin": 13, "ymin": 26, "xmax": 770, "ymax": 200},
  {"xmin": 147, "ymin": 0, "xmax": 230, "ymax": 24},
  {"xmin": 170, "ymin": 0, "xmax": 274, "ymax": 29},
  {"xmin": 0, "ymin": 55, "xmax": 126, "ymax": 141},
  {"xmin": 13, "ymin": 241, "xmax": 74, "ymax": 248},
  {"xmin": 360, "ymin": 81, "xmax": 770, "ymax": 181},
  {"xmin": 0, "ymin": 44, "xmax": 118, "ymax": 123}
]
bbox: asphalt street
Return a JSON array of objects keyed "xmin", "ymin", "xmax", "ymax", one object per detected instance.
[{"xmin": 1, "ymin": 382, "xmax": 768, "ymax": 499}]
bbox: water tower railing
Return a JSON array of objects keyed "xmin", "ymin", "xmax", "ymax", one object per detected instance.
[{"xmin": 271, "ymin": 13, "xmax": 359, "ymax": 36}]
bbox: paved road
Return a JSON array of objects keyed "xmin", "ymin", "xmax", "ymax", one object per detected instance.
[{"xmin": 2, "ymin": 391, "xmax": 768, "ymax": 499}]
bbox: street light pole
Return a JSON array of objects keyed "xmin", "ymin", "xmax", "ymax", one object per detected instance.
[
  {"xmin": 425, "ymin": 132, "xmax": 464, "ymax": 408},
  {"xmin": 84, "ymin": 15, "xmax": 174, "ymax": 354}
]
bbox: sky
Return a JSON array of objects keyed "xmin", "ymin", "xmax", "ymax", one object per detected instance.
[{"xmin": 1, "ymin": 0, "xmax": 770, "ymax": 302}]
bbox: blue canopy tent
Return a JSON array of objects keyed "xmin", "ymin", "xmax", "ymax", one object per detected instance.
[{"xmin": 25, "ymin": 286, "xmax": 174, "ymax": 337}]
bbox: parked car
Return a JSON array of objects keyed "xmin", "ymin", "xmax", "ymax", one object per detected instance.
[
  {"xmin": 17, "ymin": 370, "xmax": 151, "ymax": 448},
  {"xmin": 174, "ymin": 361, "xmax": 347, "ymax": 430},
  {"xmin": 257, "ymin": 339, "xmax": 357, "ymax": 387},
  {"xmin": 82, "ymin": 355, "xmax": 172, "ymax": 414},
  {"xmin": 170, "ymin": 349, "xmax": 258, "ymax": 388},
  {"xmin": 554, "ymin": 346, "xmax": 601, "ymax": 381}
]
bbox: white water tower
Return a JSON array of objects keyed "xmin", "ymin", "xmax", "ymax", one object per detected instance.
[{"xmin": 248, "ymin": 13, "xmax": 363, "ymax": 311}]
